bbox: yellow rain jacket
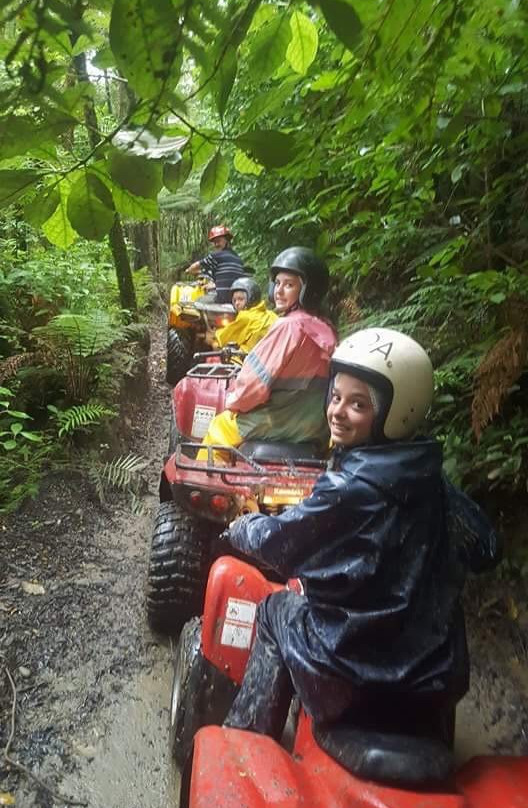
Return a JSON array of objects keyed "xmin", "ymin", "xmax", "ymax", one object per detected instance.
[{"xmin": 215, "ymin": 300, "xmax": 277, "ymax": 354}]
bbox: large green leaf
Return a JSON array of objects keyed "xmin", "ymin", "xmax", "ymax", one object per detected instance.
[
  {"xmin": 67, "ymin": 172, "xmax": 115, "ymax": 241},
  {"xmin": 163, "ymin": 154, "xmax": 193, "ymax": 191},
  {"xmin": 0, "ymin": 111, "xmax": 77, "ymax": 160},
  {"xmin": 107, "ymin": 149, "xmax": 163, "ymax": 199},
  {"xmin": 110, "ymin": 186, "xmax": 160, "ymax": 220},
  {"xmin": 211, "ymin": 44, "xmax": 238, "ymax": 118},
  {"xmin": 0, "ymin": 170, "xmax": 41, "ymax": 208},
  {"xmin": 109, "ymin": 0, "xmax": 180, "ymax": 99},
  {"xmin": 233, "ymin": 149, "xmax": 263, "ymax": 176},
  {"xmin": 200, "ymin": 152, "xmax": 229, "ymax": 202},
  {"xmin": 318, "ymin": 0, "xmax": 363, "ymax": 51},
  {"xmin": 42, "ymin": 179, "xmax": 78, "ymax": 249},
  {"xmin": 287, "ymin": 11, "xmax": 318, "ymax": 75},
  {"xmin": 247, "ymin": 13, "xmax": 292, "ymax": 81},
  {"xmin": 90, "ymin": 161, "xmax": 160, "ymax": 220},
  {"xmin": 92, "ymin": 46, "xmax": 116, "ymax": 69},
  {"xmin": 190, "ymin": 132, "xmax": 218, "ymax": 169},
  {"xmin": 243, "ymin": 77, "xmax": 299, "ymax": 127},
  {"xmin": 24, "ymin": 186, "xmax": 60, "ymax": 228},
  {"xmin": 236, "ymin": 130, "xmax": 297, "ymax": 169}
]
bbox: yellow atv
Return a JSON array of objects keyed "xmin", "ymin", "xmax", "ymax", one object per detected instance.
[{"xmin": 166, "ymin": 279, "xmax": 236, "ymax": 386}]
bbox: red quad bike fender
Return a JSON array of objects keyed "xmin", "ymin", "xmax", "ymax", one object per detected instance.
[
  {"xmin": 173, "ymin": 366, "xmax": 237, "ymax": 441},
  {"xmin": 202, "ymin": 557, "xmax": 282, "ymax": 685},
  {"xmin": 193, "ymin": 558, "xmax": 528, "ymax": 808}
]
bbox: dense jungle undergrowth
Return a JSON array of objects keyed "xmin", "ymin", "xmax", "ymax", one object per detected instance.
[{"xmin": 0, "ymin": 0, "xmax": 527, "ymax": 798}]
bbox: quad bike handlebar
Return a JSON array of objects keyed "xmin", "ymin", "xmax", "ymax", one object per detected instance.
[{"xmin": 193, "ymin": 343, "xmax": 247, "ymax": 364}]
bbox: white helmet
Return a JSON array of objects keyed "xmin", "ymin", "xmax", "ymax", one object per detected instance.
[{"xmin": 331, "ymin": 328, "xmax": 434, "ymax": 441}]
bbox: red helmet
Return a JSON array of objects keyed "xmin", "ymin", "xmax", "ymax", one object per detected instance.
[{"xmin": 208, "ymin": 224, "xmax": 232, "ymax": 241}]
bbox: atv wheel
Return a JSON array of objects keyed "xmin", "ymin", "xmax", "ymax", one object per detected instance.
[
  {"xmin": 166, "ymin": 328, "xmax": 193, "ymax": 387},
  {"xmin": 170, "ymin": 617, "xmax": 203, "ymax": 768},
  {"xmin": 146, "ymin": 502, "xmax": 209, "ymax": 635},
  {"xmin": 170, "ymin": 618, "xmax": 239, "ymax": 770}
]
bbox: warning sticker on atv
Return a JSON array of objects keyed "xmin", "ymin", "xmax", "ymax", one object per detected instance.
[
  {"xmin": 220, "ymin": 597, "xmax": 257, "ymax": 650},
  {"xmin": 191, "ymin": 405, "xmax": 216, "ymax": 438}
]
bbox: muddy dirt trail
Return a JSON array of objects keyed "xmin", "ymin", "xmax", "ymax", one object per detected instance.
[{"xmin": 1, "ymin": 321, "xmax": 527, "ymax": 808}]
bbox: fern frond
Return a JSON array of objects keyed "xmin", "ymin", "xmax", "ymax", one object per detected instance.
[
  {"xmin": 96, "ymin": 453, "xmax": 147, "ymax": 489},
  {"xmin": 54, "ymin": 403, "xmax": 116, "ymax": 437},
  {"xmin": 88, "ymin": 453, "xmax": 147, "ymax": 504},
  {"xmin": 34, "ymin": 311, "xmax": 123, "ymax": 358}
]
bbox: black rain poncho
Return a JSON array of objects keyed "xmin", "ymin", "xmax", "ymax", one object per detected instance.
[{"xmin": 227, "ymin": 438, "xmax": 499, "ymax": 726}]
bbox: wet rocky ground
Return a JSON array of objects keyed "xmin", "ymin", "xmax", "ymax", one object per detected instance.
[{"xmin": 0, "ymin": 321, "xmax": 527, "ymax": 807}]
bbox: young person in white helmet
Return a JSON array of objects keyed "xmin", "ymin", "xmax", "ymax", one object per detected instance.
[{"xmin": 222, "ymin": 327, "xmax": 499, "ymax": 772}]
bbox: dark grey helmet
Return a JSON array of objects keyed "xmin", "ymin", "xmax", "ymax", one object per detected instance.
[
  {"xmin": 269, "ymin": 247, "xmax": 329, "ymax": 309},
  {"xmin": 229, "ymin": 276, "xmax": 262, "ymax": 308}
]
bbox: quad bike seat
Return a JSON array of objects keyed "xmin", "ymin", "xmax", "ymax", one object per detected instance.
[
  {"xmin": 239, "ymin": 440, "xmax": 326, "ymax": 465},
  {"xmin": 313, "ymin": 697, "xmax": 455, "ymax": 787},
  {"xmin": 313, "ymin": 723, "xmax": 454, "ymax": 786}
]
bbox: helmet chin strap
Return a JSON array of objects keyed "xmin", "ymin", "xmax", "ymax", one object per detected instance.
[{"xmin": 280, "ymin": 300, "xmax": 301, "ymax": 316}]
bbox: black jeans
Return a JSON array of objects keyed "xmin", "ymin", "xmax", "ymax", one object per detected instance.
[{"xmin": 224, "ymin": 596, "xmax": 295, "ymax": 740}]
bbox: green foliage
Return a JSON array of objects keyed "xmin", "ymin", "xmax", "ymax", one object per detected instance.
[
  {"xmin": 0, "ymin": 386, "xmax": 52, "ymax": 514},
  {"xmin": 88, "ymin": 452, "xmax": 147, "ymax": 511},
  {"xmin": 32, "ymin": 310, "xmax": 126, "ymax": 402},
  {"xmin": 47, "ymin": 403, "xmax": 116, "ymax": 438},
  {"xmin": 34, "ymin": 311, "xmax": 118, "ymax": 357},
  {"xmin": 109, "ymin": 0, "xmax": 181, "ymax": 99},
  {"xmin": 438, "ymin": 410, "xmax": 528, "ymax": 495},
  {"xmin": 0, "ymin": 386, "xmax": 43, "ymax": 451},
  {"xmin": 200, "ymin": 151, "xmax": 229, "ymax": 202}
]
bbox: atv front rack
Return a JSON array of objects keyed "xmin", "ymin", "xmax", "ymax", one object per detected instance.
[
  {"xmin": 186, "ymin": 363, "xmax": 240, "ymax": 380},
  {"xmin": 173, "ymin": 442, "xmax": 326, "ymax": 480}
]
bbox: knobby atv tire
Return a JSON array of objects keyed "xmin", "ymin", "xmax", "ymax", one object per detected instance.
[
  {"xmin": 170, "ymin": 618, "xmax": 203, "ymax": 769},
  {"xmin": 146, "ymin": 502, "xmax": 209, "ymax": 636},
  {"xmin": 166, "ymin": 328, "xmax": 193, "ymax": 387},
  {"xmin": 170, "ymin": 618, "xmax": 239, "ymax": 771}
]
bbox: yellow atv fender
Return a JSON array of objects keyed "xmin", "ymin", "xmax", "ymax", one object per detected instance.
[{"xmin": 169, "ymin": 281, "xmax": 207, "ymax": 329}]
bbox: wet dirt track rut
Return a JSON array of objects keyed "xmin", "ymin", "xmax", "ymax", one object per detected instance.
[{"xmin": 0, "ymin": 322, "xmax": 179, "ymax": 808}]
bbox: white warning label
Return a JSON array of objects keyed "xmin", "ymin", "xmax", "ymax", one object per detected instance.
[
  {"xmin": 191, "ymin": 405, "xmax": 216, "ymax": 439},
  {"xmin": 220, "ymin": 598, "xmax": 257, "ymax": 650}
]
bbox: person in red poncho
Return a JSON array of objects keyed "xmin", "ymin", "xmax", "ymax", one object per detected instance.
[{"xmin": 197, "ymin": 247, "xmax": 337, "ymax": 461}]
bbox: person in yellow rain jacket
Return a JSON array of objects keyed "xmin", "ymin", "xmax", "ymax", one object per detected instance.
[{"xmin": 212, "ymin": 276, "xmax": 277, "ymax": 354}]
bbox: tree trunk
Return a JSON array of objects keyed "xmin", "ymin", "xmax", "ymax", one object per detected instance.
[
  {"xmin": 109, "ymin": 217, "xmax": 138, "ymax": 319},
  {"xmin": 127, "ymin": 221, "xmax": 161, "ymax": 280},
  {"xmin": 71, "ymin": 21, "xmax": 137, "ymax": 319}
]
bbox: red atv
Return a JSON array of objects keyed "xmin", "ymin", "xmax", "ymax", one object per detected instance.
[
  {"xmin": 171, "ymin": 555, "xmax": 528, "ymax": 808},
  {"xmin": 146, "ymin": 345, "xmax": 325, "ymax": 634}
]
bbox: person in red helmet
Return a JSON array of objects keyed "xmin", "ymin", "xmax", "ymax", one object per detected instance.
[{"xmin": 186, "ymin": 224, "xmax": 247, "ymax": 303}]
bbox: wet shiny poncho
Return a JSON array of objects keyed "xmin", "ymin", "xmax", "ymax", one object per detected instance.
[{"xmin": 228, "ymin": 439, "xmax": 499, "ymax": 722}]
